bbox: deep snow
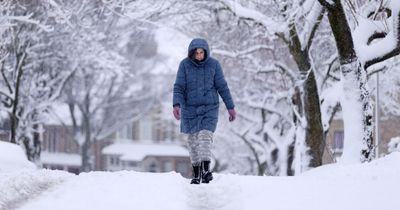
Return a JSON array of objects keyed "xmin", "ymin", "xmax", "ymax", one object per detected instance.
[{"xmin": 1, "ymin": 148, "xmax": 399, "ymax": 210}]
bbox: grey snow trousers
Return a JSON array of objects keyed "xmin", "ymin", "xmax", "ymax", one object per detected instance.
[{"xmin": 187, "ymin": 129, "xmax": 213, "ymax": 165}]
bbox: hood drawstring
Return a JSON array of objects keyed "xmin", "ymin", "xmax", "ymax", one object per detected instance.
[{"xmin": 203, "ymin": 66, "xmax": 206, "ymax": 96}]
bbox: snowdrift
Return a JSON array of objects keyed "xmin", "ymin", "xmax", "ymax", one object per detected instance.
[{"xmin": 0, "ymin": 141, "xmax": 36, "ymax": 173}]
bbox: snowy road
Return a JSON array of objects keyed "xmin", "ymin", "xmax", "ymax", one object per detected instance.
[{"xmin": 1, "ymin": 153, "xmax": 400, "ymax": 210}]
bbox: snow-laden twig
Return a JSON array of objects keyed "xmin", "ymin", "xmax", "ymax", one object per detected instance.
[{"xmin": 7, "ymin": 14, "xmax": 53, "ymax": 32}]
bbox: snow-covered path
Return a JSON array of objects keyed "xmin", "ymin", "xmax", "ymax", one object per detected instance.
[
  {"xmin": 10, "ymin": 171, "xmax": 243, "ymax": 210},
  {"xmin": 1, "ymin": 152, "xmax": 400, "ymax": 210}
]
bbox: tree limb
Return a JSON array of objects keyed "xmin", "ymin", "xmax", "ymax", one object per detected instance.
[
  {"xmin": 317, "ymin": 0, "xmax": 334, "ymax": 10},
  {"xmin": 364, "ymin": 7, "xmax": 400, "ymax": 69},
  {"xmin": 367, "ymin": 32, "xmax": 387, "ymax": 45},
  {"xmin": 306, "ymin": 8, "xmax": 326, "ymax": 50},
  {"xmin": 231, "ymin": 128, "xmax": 265, "ymax": 176},
  {"xmin": 1, "ymin": 61, "xmax": 13, "ymax": 95},
  {"xmin": 364, "ymin": 47, "xmax": 400, "ymax": 69}
]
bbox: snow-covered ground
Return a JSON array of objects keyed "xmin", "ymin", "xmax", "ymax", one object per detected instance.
[{"xmin": 1, "ymin": 140, "xmax": 399, "ymax": 210}]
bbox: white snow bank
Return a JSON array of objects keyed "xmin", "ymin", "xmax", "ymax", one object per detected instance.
[
  {"xmin": 0, "ymin": 170, "xmax": 72, "ymax": 210},
  {"xmin": 0, "ymin": 141, "xmax": 36, "ymax": 173},
  {"xmin": 4, "ymin": 152, "xmax": 400, "ymax": 210},
  {"xmin": 301, "ymin": 151, "xmax": 400, "ymax": 178}
]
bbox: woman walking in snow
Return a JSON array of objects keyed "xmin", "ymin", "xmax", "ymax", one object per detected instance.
[{"xmin": 172, "ymin": 38, "xmax": 236, "ymax": 184}]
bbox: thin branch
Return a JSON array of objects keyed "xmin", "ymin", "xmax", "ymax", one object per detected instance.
[
  {"xmin": 306, "ymin": 8, "xmax": 326, "ymax": 50},
  {"xmin": 1, "ymin": 60, "xmax": 13, "ymax": 94},
  {"xmin": 371, "ymin": 0, "xmax": 386, "ymax": 20},
  {"xmin": 367, "ymin": 32, "xmax": 387, "ymax": 45},
  {"xmin": 213, "ymin": 45, "xmax": 274, "ymax": 58},
  {"xmin": 365, "ymin": 47, "xmax": 400, "ymax": 69},
  {"xmin": 364, "ymin": 6, "xmax": 400, "ymax": 69},
  {"xmin": 275, "ymin": 32, "xmax": 289, "ymax": 44},
  {"xmin": 231, "ymin": 128, "xmax": 265, "ymax": 175},
  {"xmin": 344, "ymin": 0, "xmax": 358, "ymax": 25},
  {"xmin": 321, "ymin": 56, "xmax": 340, "ymax": 88},
  {"xmin": 317, "ymin": 0, "xmax": 334, "ymax": 10},
  {"xmin": 275, "ymin": 62, "xmax": 297, "ymax": 83},
  {"xmin": 367, "ymin": 66, "xmax": 387, "ymax": 78}
]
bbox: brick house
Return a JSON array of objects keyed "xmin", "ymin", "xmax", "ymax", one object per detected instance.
[
  {"xmin": 323, "ymin": 115, "xmax": 400, "ymax": 164},
  {"xmin": 41, "ymin": 124, "xmax": 81, "ymax": 174},
  {"xmin": 102, "ymin": 141, "xmax": 191, "ymax": 177},
  {"xmin": 40, "ymin": 103, "xmax": 187, "ymax": 174}
]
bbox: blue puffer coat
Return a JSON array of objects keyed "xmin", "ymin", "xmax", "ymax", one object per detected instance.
[{"xmin": 173, "ymin": 38, "xmax": 235, "ymax": 134}]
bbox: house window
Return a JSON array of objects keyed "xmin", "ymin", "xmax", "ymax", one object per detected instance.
[
  {"xmin": 149, "ymin": 162, "xmax": 157, "ymax": 172},
  {"xmin": 333, "ymin": 131, "xmax": 344, "ymax": 151},
  {"xmin": 47, "ymin": 128, "xmax": 57, "ymax": 152},
  {"xmin": 140, "ymin": 116, "xmax": 152, "ymax": 140},
  {"xmin": 163, "ymin": 161, "xmax": 173, "ymax": 172},
  {"xmin": 110, "ymin": 156, "xmax": 114, "ymax": 165},
  {"xmin": 110, "ymin": 156, "xmax": 120, "ymax": 166},
  {"xmin": 176, "ymin": 161, "xmax": 188, "ymax": 175},
  {"xmin": 116, "ymin": 157, "xmax": 120, "ymax": 166},
  {"xmin": 128, "ymin": 161, "xmax": 137, "ymax": 167}
]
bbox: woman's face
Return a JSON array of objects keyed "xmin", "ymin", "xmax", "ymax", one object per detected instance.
[{"xmin": 195, "ymin": 48, "xmax": 205, "ymax": 61}]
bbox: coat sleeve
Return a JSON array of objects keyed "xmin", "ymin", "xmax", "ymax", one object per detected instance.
[
  {"xmin": 214, "ymin": 61, "xmax": 235, "ymax": 109},
  {"xmin": 173, "ymin": 61, "xmax": 186, "ymax": 107}
]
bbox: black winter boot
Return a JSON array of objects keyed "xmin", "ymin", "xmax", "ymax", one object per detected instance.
[
  {"xmin": 190, "ymin": 164, "xmax": 201, "ymax": 184},
  {"xmin": 201, "ymin": 161, "xmax": 213, "ymax": 183}
]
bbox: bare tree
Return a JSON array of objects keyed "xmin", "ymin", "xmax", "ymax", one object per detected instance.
[
  {"xmin": 191, "ymin": 0, "xmax": 327, "ymax": 174},
  {"xmin": 0, "ymin": 1, "xmax": 72, "ymax": 163}
]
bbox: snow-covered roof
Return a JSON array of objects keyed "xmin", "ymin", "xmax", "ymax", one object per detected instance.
[
  {"xmin": 41, "ymin": 152, "xmax": 81, "ymax": 167},
  {"xmin": 102, "ymin": 142, "xmax": 189, "ymax": 161},
  {"xmin": 45, "ymin": 102, "xmax": 81, "ymax": 126}
]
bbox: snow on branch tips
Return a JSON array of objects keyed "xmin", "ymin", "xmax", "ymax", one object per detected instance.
[
  {"xmin": 213, "ymin": 45, "xmax": 274, "ymax": 58},
  {"xmin": 217, "ymin": 0, "xmax": 285, "ymax": 36},
  {"xmin": 317, "ymin": 0, "xmax": 335, "ymax": 10},
  {"xmin": 355, "ymin": 1, "xmax": 400, "ymax": 69},
  {"xmin": 7, "ymin": 14, "xmax": 54, "ymax": 32}
]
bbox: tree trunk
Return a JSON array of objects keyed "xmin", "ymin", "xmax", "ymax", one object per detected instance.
[
  {"xmin": 324, "ymin": 0, "xmax": 375, "ymax": 162},
  {"xmin": 9, "ymin": 53, "xmax": 25, "ymax": 144},
  {"xmin": 80, "ymin": 140, "xmax": 91, "ymax": 172},
  {"xmin": 80, "ymin": 115, "xmax": 92, "ymax": 172},
  {"xmin": 32, "ymin": 123, "xmax": 41, "ymax": 164},
  {"xmin": 304, "ymin": 71, "xmax": 324, "ymax": 167},
  {"xmin": 287, "ymin": 24, "xmax": 324, "ymax": 168}
]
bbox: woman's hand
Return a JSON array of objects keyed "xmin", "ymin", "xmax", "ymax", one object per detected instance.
[
  {"xmin": 228, "ymin": 109, "xmax": 236, "ymax": 122},
  {"xmin": 173, "ymin": 105, "xmax": 181, "ymax": 120}
]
